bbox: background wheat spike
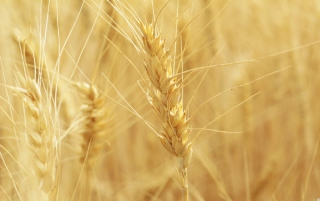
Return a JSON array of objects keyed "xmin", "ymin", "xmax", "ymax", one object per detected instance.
[{"xmin": 74, "ymin": 81, "xmax": 110, "ymax": 171}]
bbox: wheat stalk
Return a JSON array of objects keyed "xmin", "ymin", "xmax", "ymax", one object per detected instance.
[
  {"xmin": 15, "ymin": 72, "xmax": 57, "ymax": 201},
  {"xmin": 139, "ymin": 22, "xmax": 193, "ymax": 201}
]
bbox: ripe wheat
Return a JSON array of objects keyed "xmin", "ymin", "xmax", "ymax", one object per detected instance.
[
  {"xmin": 15, "ymin": 72, "xmax": 57, "ymax": 201},
  {"xmin": 74, "ymin": 82, "xmax": 110, "ymax": 171},
  {"xmin": 139, "ymin": 21, "xmax": 193, "ymax": 201}
]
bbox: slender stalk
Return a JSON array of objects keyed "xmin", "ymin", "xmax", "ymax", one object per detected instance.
[{"xmin": 179, "ymin": 157, "xmax": 189, "ymax": 201}]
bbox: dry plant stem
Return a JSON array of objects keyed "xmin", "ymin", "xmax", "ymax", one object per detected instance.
[
  {"xmin": 74, "ymin": 82, "xmax": 110, "ymax": 171},
  {"xmin": 140, "ymin": 22, "xmax": 193, "ymax": 200},
  {"xmin": 15, "ymin": 73, "xmax": 56, "ymax": 200},
  {"xmin": 178, "ymin": 157, "xmax": 189, "ymax": 201}
]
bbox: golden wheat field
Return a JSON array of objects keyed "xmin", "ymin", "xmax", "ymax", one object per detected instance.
[{"xmin": 0, "ymin": 0, "xmax": 319, "ymax": 200}]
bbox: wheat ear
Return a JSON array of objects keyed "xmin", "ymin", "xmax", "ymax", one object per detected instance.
[
  {"xmin": 15, "ymin": 72, "xmax": 56, "ymax": 200},
  {"xmin": 74, "ymin": 82, "xmax": 110, "ymax": 171},
  {"xmin": 139, "ymin": 22, "xmax": 193, "ymax": 201}
]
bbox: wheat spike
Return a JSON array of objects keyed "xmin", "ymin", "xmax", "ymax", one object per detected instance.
[
  {"xmin": 74, "ymin": 82, "xmax": 110, "ymax": 171},
  {"xmin": 15, "ymin": 72, "xmax": 57, "ymax": 200},
  {"xmin": 139, "ymin": 22, "xmax": 193, "ymax": 201}
]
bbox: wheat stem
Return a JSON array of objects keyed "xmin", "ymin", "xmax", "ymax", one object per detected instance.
[{"xmin": 178, "ymin": 157, "xmax": 189, "ymax": 201}]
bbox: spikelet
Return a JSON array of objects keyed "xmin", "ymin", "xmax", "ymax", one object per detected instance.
[
  {"xmin": 139, "ymin": 22, "xmax": 193, "ymax": 200},
  {"xmin": 74, "ymin": 82, "xmax": 110, "ymax": 170}
]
